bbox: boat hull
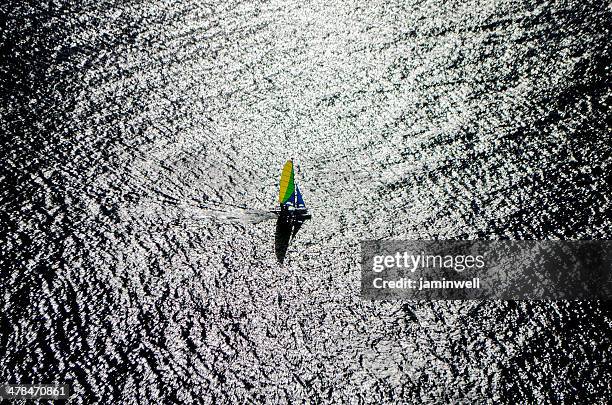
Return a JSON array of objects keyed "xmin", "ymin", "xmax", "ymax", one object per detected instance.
[{"xmin": 269, "ymin": 208, "xmax": 311, "ymax": 221}]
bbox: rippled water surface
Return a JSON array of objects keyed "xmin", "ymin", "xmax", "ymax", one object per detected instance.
[{"xmin": 1, "ymin": 0, "xmax": 611, "ymax": 402}]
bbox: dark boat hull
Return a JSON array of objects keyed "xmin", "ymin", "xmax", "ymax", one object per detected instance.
[{"xmin": 270, "ymin": 208, "xmax": 311, "ymax": 221}]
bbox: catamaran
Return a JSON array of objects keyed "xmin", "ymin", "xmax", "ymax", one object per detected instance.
[{"xmin": 272, "ymin": 159, "xmax": 311, "ymax": 220}]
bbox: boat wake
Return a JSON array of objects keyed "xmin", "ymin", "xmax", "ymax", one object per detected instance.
[
  {"xmin": 138, "ymin": 194, "xmax": 277, "ymax": 225},
  {"xmin": 182, "ymin": 205, "xmax": 277, "ymax": 224}
]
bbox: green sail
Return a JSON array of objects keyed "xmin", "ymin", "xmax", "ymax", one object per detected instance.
[{"xmin": 278, "ymin": 160, "xmax": 295, "ymax": 204}]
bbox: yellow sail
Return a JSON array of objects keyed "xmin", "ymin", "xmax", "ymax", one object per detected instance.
[{"xmin": 278, "ymin": 160, "xmax": 295, "ymax": 204}]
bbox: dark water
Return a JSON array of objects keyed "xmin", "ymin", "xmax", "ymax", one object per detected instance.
[{"xmin": 1, "ymin": 0, "xmax": 610, "ymax": 402}]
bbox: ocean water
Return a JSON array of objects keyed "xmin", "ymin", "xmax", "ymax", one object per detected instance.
[{"xmin": 1, "ymin": 0, "xmax": 610, "ymax": 402}]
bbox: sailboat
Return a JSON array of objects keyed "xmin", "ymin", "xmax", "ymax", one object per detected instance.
[{"xmin": 272, "ymin": 159, "xmax": 311, "ymax": 221}]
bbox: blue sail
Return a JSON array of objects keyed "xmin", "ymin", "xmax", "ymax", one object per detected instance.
[
  {"xmin": 283, "ymin": 191, "xmax": 295, "ymax": 207},
  {"xmin": 295, "ymin": 185, "xmax": 305, "ymax": 207}
]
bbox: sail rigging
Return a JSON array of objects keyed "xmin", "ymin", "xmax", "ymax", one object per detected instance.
[
  {"xmin": 274, "ymin": 159, "xmax": 311, "ymax": 263},
  {"xmin": 275, "ymin": 159, "xmax": 310, "ymax": 220}
]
